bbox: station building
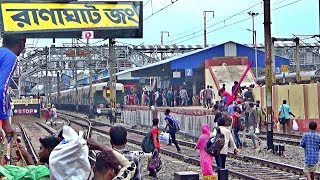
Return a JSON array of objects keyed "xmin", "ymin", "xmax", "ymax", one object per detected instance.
[{"xmin": 101, "ymin": 41, "xmax": 290, "ymax": 96}]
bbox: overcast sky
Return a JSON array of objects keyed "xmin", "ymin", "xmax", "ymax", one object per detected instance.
[{"xmin": 32, "ymin": 0, "xmax": 317, "ymax": 47}]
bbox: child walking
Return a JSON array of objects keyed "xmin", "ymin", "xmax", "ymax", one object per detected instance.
[{"xmin": 195, "ymin": 124, "xmax": 215, "ymax": 179}]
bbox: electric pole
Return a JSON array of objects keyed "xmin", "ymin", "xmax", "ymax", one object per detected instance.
[
  {"xmin": 160, "ymin": 31, "xmax": 169, "ymax": 46},
  {"xmin": 204, "ymin": 11, "xmax": 214, "ymax": 47},
  {"xmin": 88, "ymin": 39, "xmax": 94, "ymax": 119},
  {"xmin": 160, "ymin": 31, "xmax": 169, "ymax": 60},
  {"xmin": 248, "ymin": 12, "xmax": 259, "ymax": 78},
  {"xmin": 264, "ymin": 0, "xmax": 273, "ymax": 150},
  {"xmin": 108, "ymin": 38, "xmax": 117, "ymax": 124}
]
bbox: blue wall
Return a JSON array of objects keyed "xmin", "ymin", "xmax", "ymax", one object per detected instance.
[{"xmin": 171, "ymin": 44, "xmax": 225, "ymax": 69}]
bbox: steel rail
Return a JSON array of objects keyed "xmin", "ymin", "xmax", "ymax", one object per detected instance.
[
  {"xmin": 19, "ymin": 123, "xmax": 39, "ymax": 163},
  {"xmin": 58, "ymin": 112, "xmax": 316, "ymax": 179},
  {"xmin": 260, "ymin": 131, "xmax": 302, "ymax": 139}
]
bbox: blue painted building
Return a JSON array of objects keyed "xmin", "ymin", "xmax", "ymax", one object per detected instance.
[
  {"xmin": 83, "ymin": 41, "xmax": 290, "ymax": 88},
  {"xmin": 170, "ymin": 41, "xmax": 289, "ymax": 70}
]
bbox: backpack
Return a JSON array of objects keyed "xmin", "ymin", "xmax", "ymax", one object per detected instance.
[
  {"xmin": 173, "ymin": 119, "xmax": 180, "ymax": 132},
  {"xmin": 205, "ymin": 127, "xmax": 225, "ymax": 156},
  {"xmin": 148, "ymin": 151, "xmax": 162, "ymax": 172},
  {"xmin": 167, "ymin": 116, "xmax": 180, "ymax": 132},
  {"xmin": 221, "ymin": 112, "xmax": 232, "ymax": 127},
  {"xmin": 141, "ymin": 132, "xmax": 155, "ymax": 153}
]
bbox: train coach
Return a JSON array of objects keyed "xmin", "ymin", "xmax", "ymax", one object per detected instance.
[
  {"xmin": 257, "ymin": 70, "xmax": 320, "ymax": 84},
  {"xmin": 51, "ymin": 82, "xmax": 124, "ymax": 115}
]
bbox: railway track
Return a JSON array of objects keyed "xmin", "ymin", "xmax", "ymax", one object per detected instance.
[
  {"xmin": 256, "ymin": 134, "xmax": 300, "ymax": 146},
  {"xmin": 58, "ymin": 112, "xmax": 314, "ymax": 179},
  {"xmin": 18, "ymin": 123, "xmax": 52, "ymax": 164},
  {"xmin": 260, "ymin": 131, "xmax": 302, "ymax": 139}
]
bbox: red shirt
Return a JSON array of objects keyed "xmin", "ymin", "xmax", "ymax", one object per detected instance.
[
  {"xmin": 232, "ymin": 112, "xmax": 239, "ymax": 128},
  {"xmin": 151, "ymin": 127, "xmax": 160, "ymax": 149},
  {"xmin": 221, "ymin": 91, "xmax": 231, "ymax": 97}
]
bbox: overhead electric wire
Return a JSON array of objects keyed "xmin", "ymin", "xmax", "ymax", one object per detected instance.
[
  {"xmin": 144, "ymin": 0, "xmax": 180, "ymax": 21},
  {"xmin": 168, "ymin": 1, "xmax": 263, "ymax": 40},
  {"xmin": 272, "ymin": 0, "xmax": 301, "ymax": 11},
  {"xmin": 165, "ymin": 1, "xmax": 262, "ymax": 44},
  {"xmin": 174, "ymin": 0, "xmax": 303, "ymax": 44},
  {"xmin": 143, "ymin": 0, "xmax": 152, "ymax": 7},
  {"xmin": 176, "ymin": 17, "xmax": 252, "ymax": 44}
]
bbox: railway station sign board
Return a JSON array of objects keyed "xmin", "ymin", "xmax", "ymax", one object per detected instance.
[
  {"xmin": 275, "ymin": 67, "xmax": 281, "ymax": 75},
  {"xmin": 0, "ymin": 1, "xmax": 143, "ymax": 38},
  {"xmin": 82, "ymin": 31, "xmax": 94, "ymax": 39},
  {"xmin": 185, "ymin": 68, "xmax": 193, "ymax": 77},
  {"xmin": 12, "ymin": 98, "xmax": 41, "ymax": 118}
]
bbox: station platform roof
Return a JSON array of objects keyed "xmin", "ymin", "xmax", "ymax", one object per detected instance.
[{"xmin": 99, "ymin": 41, "xmax": 290, "ymax": 80}]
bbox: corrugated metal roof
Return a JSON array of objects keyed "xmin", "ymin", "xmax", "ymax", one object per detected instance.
[
  {"xmin": 170, "ymin": 44, "xmax": 225, "ymax": 69},
  {"xmin": 236, "ymin": 43, "xmax": 290, "ymax": 68},
  {"xmin": 170, "ymin": 41, "xmax": 290, "ymax": 69},
  {"xmin": 100, "ymin": 41, "xmax": 290, "ymax": 79}
]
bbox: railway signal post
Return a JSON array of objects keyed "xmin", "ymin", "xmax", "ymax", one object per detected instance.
[{"xmin": 264, "ymin": 0, "xmax": 274, "ymax": 150}]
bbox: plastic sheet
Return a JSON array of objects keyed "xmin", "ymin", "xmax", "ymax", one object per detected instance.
[
  {"xmin": 49, "ymin": 126, "xmax": 91, "ymax": 180},
  {"xmin": 0, "ymin": 165, "xmax": 49, "ymax": 180}
]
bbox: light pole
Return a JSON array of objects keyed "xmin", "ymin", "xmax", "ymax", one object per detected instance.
[
  {"xmin": 204, "ymin": 11, "xmax": 214, "ymax": 47},
  {"xmin": 248, "ymin": 11, "xmax": 259, "ymax": 78},
  {"xmin": 161, "ymin": 31, "xmax": 169, "ymax": 60},
  {"xmin": 247, "ymin": 28, "xmax": 258, "ymax": 78}
]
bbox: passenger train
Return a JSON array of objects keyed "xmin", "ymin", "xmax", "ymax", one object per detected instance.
[
  {"xmin": 51, "ymin": 82, "xmax": 125, "ymax": 115},
  {"xmin": 256, "ymin": 70, "xmax": 320, "ymax": 84}
]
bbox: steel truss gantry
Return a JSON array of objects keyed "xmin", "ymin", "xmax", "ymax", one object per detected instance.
[
  {"xmin": 20, "ymin": 45, "xmax": 159, "ymax": 77},
  {"xmin": 18, "ymin": 42, "xmax": 320, "ymax": 94},
  {"xmin": 133, "ymin": 43, "xmax": 320, "ymax": 67}
]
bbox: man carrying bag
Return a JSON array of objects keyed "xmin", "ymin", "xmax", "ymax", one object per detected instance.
[{"xmin": 278, "ymin": 100, "xmax": 295, "ymax": 134}]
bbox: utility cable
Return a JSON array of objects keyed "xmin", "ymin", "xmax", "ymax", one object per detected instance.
[
  {"xmin": 174, "ymin": 0, "xmax": 303, "ymax": 44},
  {"xmin": 176, "ymin": 17, "xmax": 251, "ymax": 44},
  {"xmin": 143, "ymin": 0, "xmax": 151, "ymax": 7},
  {"xmin": 144, "ymin": 0, "xmax": 180, "ymax": 21},
  {"xmin": 168, "ymin": 1, "xmax": 263, "ymax": 40},
  {"xmin": 165, "ymin": 1, "xmax": 262, "ymax": 44}
]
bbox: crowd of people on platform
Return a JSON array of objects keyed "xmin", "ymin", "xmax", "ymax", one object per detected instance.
[{"xmin": 125, "ymin": 86, "xmax": 191, "ymax": 107}]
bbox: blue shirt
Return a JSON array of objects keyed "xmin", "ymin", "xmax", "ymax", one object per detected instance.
[
  {"xmin": 300, "ymin": 131, "xmax": 320, "ymax": 165},
  {"xmin": 228, "ymin": 104, "xmax": 235, "ymax": 115},
  {"xmin": 165, "ymin": 115, "xmax": 175, "ymax": 133},
  {"xmin": 279, "ymin": 104, "xmax": 291, "ymax": 119},
  {"xmin": 0, "ymin": 48, "xmax": 17, "ymax": 119}
]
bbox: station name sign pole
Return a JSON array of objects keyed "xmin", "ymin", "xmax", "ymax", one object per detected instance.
[{"xmin": 264, "ymin": 0, "xmax": 274, "ymax": 150}]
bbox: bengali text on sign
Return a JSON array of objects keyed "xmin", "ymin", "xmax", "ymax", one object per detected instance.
[
  {"xmin": 1, "ymin": 2, "xmax": 140, "ymax": 32},
  {"xmin": 12, "ymin": 99, "xmax": 39, "ymax": 105}
]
